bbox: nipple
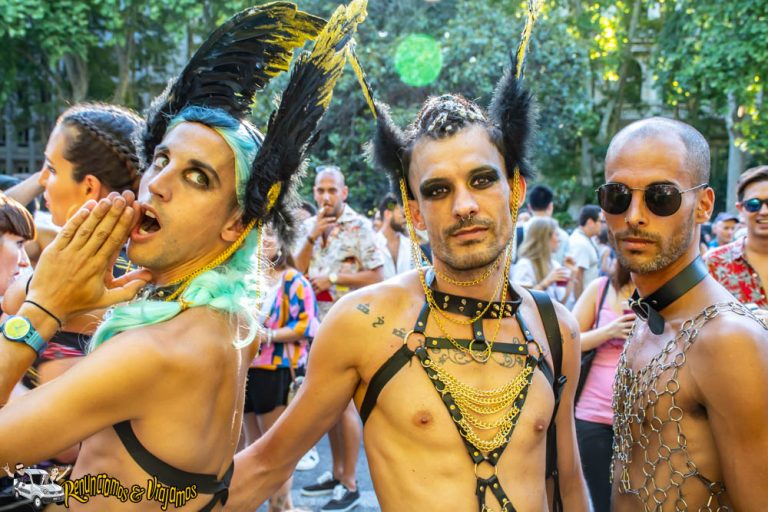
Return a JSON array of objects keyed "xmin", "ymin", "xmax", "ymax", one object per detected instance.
[{"xmin": 413, "ymin": 410, "xmax": 433, "ymax": 427}]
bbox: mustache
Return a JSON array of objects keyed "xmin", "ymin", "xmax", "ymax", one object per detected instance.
[
  {"xmin": 611, "ymin": 227, "xmax": 662, "ymax": 244},
  {"xmin": 444, "ymin": 217, "xmax": 493, "ymax": 237}
]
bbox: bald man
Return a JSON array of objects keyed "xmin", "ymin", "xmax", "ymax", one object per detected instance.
[
  {"xmin": 292, "ymin": 164, "xmax": 384, "ymax": 510},
  {"xmin": 599, "ymin": 118, "xmax": 768, "ymax": 510}
]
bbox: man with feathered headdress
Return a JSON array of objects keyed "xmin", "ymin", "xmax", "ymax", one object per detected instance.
[
  {"xmin": 229, "ymin": 4, "xmax": 589, "ymax": 511},
  {"xmin": 0, "ymin": 2, "xmax": 366, "ymax": 509}
]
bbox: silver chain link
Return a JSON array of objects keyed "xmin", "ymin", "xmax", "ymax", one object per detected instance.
[{"xmin": 612, "ymin": 302, "xmax": 764, "ymax": 511}]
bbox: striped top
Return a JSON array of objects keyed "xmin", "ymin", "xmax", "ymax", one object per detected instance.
[{"xmin": 251, "ymin": 268, "xmax": 319, "ymax": 370}]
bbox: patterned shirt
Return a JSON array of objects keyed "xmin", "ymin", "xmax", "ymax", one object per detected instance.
[
  {"xmin": 251, "ymin": 268, "xmax": 319, "ymax": 370},
  {"xmin": 298, "ymin": 204, "xmax": 384, "ymax": 318},
  {"xmin": 704, "ymin": 237, "xmax": 768, "ymax": 309}
]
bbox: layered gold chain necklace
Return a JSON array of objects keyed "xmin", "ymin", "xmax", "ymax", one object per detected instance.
[{"xmin": 398, "ymin": 176, "xmax": 534, "ymax": 453}]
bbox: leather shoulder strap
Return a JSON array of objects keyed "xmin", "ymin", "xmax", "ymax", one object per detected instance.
[
  {"xmin": 530, "ymin": 289, "xmax": 562, "ymax": 385},
  {"xmin": 529, "ymin": 289, "xmax": 565, "ymax": 512}
]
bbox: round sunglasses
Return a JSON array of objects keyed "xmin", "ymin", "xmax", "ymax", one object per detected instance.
[
  {"xmin": 596, "ymin": 182, "xmax": 708, "ymax": 217},
  {"xmin": 741, "ymin": 197, "xmax": 768, "ymax": 213}
]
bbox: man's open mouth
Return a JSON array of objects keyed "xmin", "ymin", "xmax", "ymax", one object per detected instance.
[{"xmin": 137, "ymin": 208, "xmax": 161, "ymax": 235}]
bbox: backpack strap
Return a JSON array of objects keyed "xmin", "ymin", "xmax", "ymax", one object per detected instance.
[{"xmin": 529, "ymin": 289, "xmax": 565, "ymax": 512}]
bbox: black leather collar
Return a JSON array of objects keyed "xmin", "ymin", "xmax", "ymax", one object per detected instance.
[
  {"xmin": 425, "ymin": 268, "xmax": 522, "ymax": 319},
  {"xmin": 629, "ymin": 256, "xmax": 709, "ymax": 335}
]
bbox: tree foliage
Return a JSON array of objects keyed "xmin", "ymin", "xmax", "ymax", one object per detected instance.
[{"xmin": 1, "ymin": 0, "xmax": 766, "ymax": 218}]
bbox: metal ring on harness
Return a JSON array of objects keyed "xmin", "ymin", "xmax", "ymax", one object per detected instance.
[
  {"xmin": 402, "ymin": 329, "xmax": 422, "ymax": 349},
  {"xmin": 474, "ymin": 460, "xmax": 498, "ymax": 479},
  {"xmin": 468, "ymin": 338, "xmax": 492, "ymax": 363}
]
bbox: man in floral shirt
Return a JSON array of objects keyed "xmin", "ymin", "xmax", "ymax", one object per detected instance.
[
  {"xmin": 704, "ymin": 166, "xmax": 768, "ymax": 321},
  {"xmin": 292, "ymin": 164, "xmax": 384, "ymax": 511}
]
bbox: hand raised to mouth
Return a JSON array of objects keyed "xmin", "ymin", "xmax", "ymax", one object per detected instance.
[{"xmin": 27, "ymin": 191, "xmax": 152, "ymax": 324}]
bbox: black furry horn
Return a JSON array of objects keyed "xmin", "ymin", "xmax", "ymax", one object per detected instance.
[
  {"xmin": 487, "ymin": 53, "xmax": 535, "ymax": 181},
  {"xmin": 139, "ymin": 2, "xmax": 325, "ymax": 169},
  {"xmin": 370, "ymin": 102, "xmax": 408, "ymax": 195}
]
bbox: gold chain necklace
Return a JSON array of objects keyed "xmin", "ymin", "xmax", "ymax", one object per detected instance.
[
  {"xmin": 427, "ymin": 261, "xmax": 509, "ymax": 363},
  {"xmin": 421, "ymin": 352, "xmax": 534, "ymax": 452},
  {"xmin": 423, "ymin": 245, "xmax": 511, "ymax": 326},
  {"xmin": 433, "ymin": 249, "xmax": 504, "ymax": 287},
  {"xmin": 397, "ymin": 171, "xmax": 531, "ymax": 451},
  {"xmin": 398, "ymin": 177, "xmax": 515, "ymax": 361}
]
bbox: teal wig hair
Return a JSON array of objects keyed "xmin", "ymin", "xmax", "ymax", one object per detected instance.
[{"xmin": 90, "ymin": 106, "xmax": 264, "ymax": 350}]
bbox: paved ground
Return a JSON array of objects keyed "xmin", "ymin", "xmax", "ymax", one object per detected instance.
[{"xmin": 257, "ymin": 434, "xmax": 380, "ymax": 512}]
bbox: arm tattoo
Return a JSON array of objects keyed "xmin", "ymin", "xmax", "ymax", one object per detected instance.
[
  {"xmin": 357, "ymin": 303, "xmax": 370, "ymax": 315},
  {"xmin": 373, "ymin": 316, "xmax": 384, "ymax": 327},
  {"xmin": 393, "ymin": 328, "xmax": 407, "ymax": 339}
]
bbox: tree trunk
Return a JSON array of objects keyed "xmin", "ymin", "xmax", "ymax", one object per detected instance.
[
  {"xmin": 570, "ymin": 135, "xmax": 596, "ymax": 215},
  {"xmin": 725, "ymin": 91, "xmax": 746, "ymax": 214},
  {"xmin": 112, "ymin": 33, "xmax": 135, "ymax": 105},
  {"xmin": 62, "ymin": 53, "xmax": 89, "ymax": 102}
]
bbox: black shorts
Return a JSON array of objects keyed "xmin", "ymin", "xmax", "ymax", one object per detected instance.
[{"xmin": 244, "ymin": 367, "xmax": 292, "ymax": 415}]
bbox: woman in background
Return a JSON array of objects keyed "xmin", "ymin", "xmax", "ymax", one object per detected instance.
[
  {"xmin": 571, "ymin": 259, "xmax": 635, "ymax": 512},
  {"xmin": 0, "ymin": 194, "xmax": 35, "ymax": 299},
  {"xmin": 512, "ymin": 216, "xmax": 574, "ymax": 304},
  {"xmin": 242, "ymin": 225, "xmax": 319, "ymax": 512},
  {"xmin": 3, "ymin": 103, "xmax": 142, "ymax": 463}
]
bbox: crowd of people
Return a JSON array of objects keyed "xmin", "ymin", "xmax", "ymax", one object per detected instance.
[{"xmin": 0, "ymin": 1, "xmax": 767, "ymax": 512}]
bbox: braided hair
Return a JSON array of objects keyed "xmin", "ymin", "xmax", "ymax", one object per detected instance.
[{"xmin": 57, "ymin": 104, "xmax": 144, "ymax": 194}]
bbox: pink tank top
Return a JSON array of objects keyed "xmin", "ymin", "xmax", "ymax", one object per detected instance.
[{"xmin": 575, "ymin": 277, "xmax": 625, "ymax": 425}]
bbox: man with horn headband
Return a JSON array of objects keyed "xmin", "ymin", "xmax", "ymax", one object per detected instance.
[
  {"xmin": 229, "ymin": 4, "xmax": 589, "ymax": 511},
  {"xmin": 603, "ymin": 119, "xmax": 768, "ymax": 510},
  {"xmin": 0, "ymin": 2, "xmax": 367, "ymax": 510}
]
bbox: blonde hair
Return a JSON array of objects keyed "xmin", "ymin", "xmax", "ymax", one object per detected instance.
[{"xmin": 518, "ymin": 217, "xmax": 556, "ymax": 283}]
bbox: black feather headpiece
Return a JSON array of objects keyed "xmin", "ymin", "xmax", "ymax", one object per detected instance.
[
  {"xmin": 244, "ymin": 0, "xmax": 368, "ymax": 244},
  {"xmin": 138, "ymin": 2, "xmax": 325, "ymax": 170}
]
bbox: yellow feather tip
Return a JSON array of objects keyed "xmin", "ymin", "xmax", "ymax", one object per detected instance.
[{"xmin": 308, "ymin": 0, "xmax": 369, "ymax": 109}]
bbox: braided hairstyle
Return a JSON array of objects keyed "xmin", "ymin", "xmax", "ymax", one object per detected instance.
[{"xmin": 57, "ymin": 103, "xmax": 144, "ymax": 194}]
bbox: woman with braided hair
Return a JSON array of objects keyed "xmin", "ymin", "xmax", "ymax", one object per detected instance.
[
  {"xmin": 1, "ymin": 104, "xmax": 144, "ymax": 464},
  {"xmin": 6, "ymin": 103, "xmax": 143, "ymax": 260},
  {"xmin": 40, "ymin": 104, "xmax": 143, "ymax": 225}
]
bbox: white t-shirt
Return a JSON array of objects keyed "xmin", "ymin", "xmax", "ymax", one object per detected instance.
[
  {"xmin": 374, "ymin": 232, "xmax": 414, "ymax": 279},
  {"xmin": 512, "ymin": 256, "xmax": 568, "ymax": 303},
  {"xmin": 567, "ymin": 228, "xmax": 600, "ymax": 287}
]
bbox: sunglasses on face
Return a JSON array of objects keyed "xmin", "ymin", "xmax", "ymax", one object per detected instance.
[
  {"xmin": 741, "ymin": 197, "xmax": 768, "ymax": 213},
  {"xmin": 596, "ymin": 182, "xmax": 708, "ymax": 217}
]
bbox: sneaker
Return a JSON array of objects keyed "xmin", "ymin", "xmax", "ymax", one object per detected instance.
[
  {"xmin": 295, "ymin": 446, "xmax": 320, "ymax": 471},
  {"xmin": 300, "ymin": 471, "xmax": 339, "ymax": 496},
  {"xmin": 320, "ymin": 483, "xmax": 361, "ymax": 511}
]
